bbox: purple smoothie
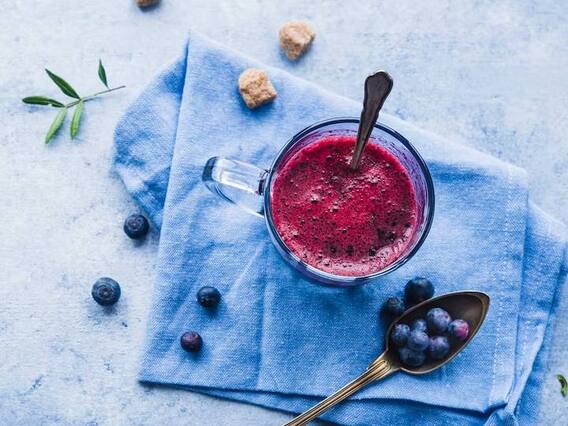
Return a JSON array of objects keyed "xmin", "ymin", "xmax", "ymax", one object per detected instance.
[{"xmin": 271, "ymin": 135, "xmax": 418, "ymax": 276}]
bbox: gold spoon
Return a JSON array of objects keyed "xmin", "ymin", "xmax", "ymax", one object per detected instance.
[{"xmin": 283, "ymin": 291, "xmax": 490, "ymax": 426}]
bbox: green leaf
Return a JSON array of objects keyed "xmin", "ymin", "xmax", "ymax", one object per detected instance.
[
  {"xmin": 22, "ymin": 96, "xmax": 64, "ymax": 107},
  {"xmin": 70, "ymin": 100, "xmax": 84, "ymax": 139},
  {"xmin": 45, "ymin": 107, "xmax": 67, "ymax": 144},
  {"xmin": 557, "ymin": 374, "xmax": 567, "ymax": 397},
  {"xmin": 45, "ymin": 69, "xmax": 80, "ymax": 99},
  {"xmin": 98, "ymin": 59, "xmax": 108, "ymax": 88}
]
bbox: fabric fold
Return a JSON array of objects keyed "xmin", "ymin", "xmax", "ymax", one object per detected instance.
[{"xmin": 114, "ymin": 31, "xmax": 567, "ymax": 425}]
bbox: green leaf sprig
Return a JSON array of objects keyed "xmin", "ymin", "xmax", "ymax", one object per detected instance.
[
  {"xmin": 558, "ymin": 374, "xmax": 567, "ymax": 397},
  {"xmin": 22, "ymin": 60, "xmax": 125, "ymax": 144}
]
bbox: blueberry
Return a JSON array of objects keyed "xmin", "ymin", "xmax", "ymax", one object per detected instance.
[
  {"xmin": 411, "ymin": 318, "xmax": 428, "ymax": 333},
  {"xmin": 180, "ymin": 331, "xmax": 203, "ymax": 352},
  {"xmin": 399, "ymin": 347, "xmax": 426, "ymax": 367},
  {"xmin": 91, "ymin": 277, "xmax": 121, "ymax": 306},
  {"xmin": 404, "ymin": 277, "xmax": 434, "ymax": 306},
  {"xmin": 197, "ymin": 286, "xmax": 221, "ymax": 308},
  {"xmin": 427, "ymin": 336, "xmax": 450, "ymax": 360},
  {"xmin": 426, "ymin": 308, "xmax": 452, "ymax": 334},
  {"xmin": 448, "ymin": 319, "xmax": 470, "ymax": 341},
  {"xmin": 390, "ymin": 324, "xmax": 410, "ymax": 348},
  {"xmin": 407, "ymin": 330, "xmax": 429, "ymax": 352},
  {"xmin": 123, "ymin": 214, "xmax": 150, "ymax": 239},
  {"xmin": 381, "ymin": 297, "xmax": 405, "ymax": 317}
]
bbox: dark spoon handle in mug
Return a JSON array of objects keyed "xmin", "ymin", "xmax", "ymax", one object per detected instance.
[{"xmin": 350, "ymin": 71, "xmax": 393, "ymax": 170}]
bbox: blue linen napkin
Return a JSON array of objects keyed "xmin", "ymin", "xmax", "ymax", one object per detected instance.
[{"xmin": 114, "ymin": 32, "xmax": 568, "ymax": 425}]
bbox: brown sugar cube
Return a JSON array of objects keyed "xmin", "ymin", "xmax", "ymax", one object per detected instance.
[
  {"xmin": 238, "ymin": 69, "xmax": 277, "ymax": 109},
  {"xmin": 136, "ymin": 0, "xmax": 160, "ymax": 7},
  {"xmin": 279, "ymin": 21, "xmax": 315, "ymax": 60}
]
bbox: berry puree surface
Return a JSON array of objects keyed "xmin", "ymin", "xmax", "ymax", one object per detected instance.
[{"xmin": 270, "ymin": 135, "xmax": 418, "ymax": 276}]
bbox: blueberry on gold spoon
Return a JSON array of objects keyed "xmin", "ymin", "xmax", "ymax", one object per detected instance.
[{"xmin": 283, "ymin": 291, "xmax": 490, "ymax": 426}]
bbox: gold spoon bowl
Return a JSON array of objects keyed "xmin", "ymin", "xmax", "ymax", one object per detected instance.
[{"xmin": 284, "ymin": 291, "xmax": 490, "ymax": 426}]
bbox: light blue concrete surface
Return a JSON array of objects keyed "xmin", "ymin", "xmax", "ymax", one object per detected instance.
[{"xmin": 0, "ymin": 1, "xmax": 567, "ymax": 425}]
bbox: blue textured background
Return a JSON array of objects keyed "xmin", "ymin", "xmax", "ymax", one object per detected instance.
[{"xmin": 1, "ymin": 1, "xmax": 567, "ymax": 425}]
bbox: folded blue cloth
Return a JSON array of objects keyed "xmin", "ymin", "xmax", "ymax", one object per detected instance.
[{"xmin": 114, "ymin": 32, "xmax": 568, "ymax": 425}]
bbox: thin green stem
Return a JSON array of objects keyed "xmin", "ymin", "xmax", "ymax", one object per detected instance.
[{"xmin": 64, "ymin": 85, "xmax": 126, "ymax": 108}]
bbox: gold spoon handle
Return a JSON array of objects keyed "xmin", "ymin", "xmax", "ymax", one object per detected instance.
[{"xmin": 283, "ymin": 354, "xmax": 395, "ymax": 426}]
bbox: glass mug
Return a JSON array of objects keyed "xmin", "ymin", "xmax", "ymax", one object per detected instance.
[{"xmin": 202, "ymin": 118, "xmax": 435, "ymax": 286}]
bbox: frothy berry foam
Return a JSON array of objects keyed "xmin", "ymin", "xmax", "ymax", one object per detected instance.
[{"xmin": 270, "ymin": 135, "xmax": 418, "ymax": 276}]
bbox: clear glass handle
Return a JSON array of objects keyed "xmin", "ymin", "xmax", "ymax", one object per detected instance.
[{"xmin": 202, "ymin": 157, "xmax": 268, "ymax": 217}]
